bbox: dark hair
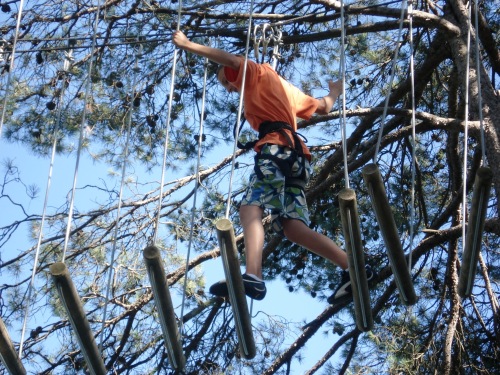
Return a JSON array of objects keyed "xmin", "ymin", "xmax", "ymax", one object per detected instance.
[{"xmin": 204, "ymin": 63, "xmax": 221, "ymax": 77}]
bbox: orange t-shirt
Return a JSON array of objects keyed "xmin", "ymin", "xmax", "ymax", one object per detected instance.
[{"xmin": 225, "ymin": 58, "xmax": 319, "ymax": 160}]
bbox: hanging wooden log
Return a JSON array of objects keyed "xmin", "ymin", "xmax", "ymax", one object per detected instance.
[
  {"xmin": 458, "ymin": 166, "xmax": 493, "ymax": 298},
  {"xmin": 338, "ymin": 188, "xmax": 373, "ymax": 332},
  {"xmin": 143, "ymin": 245, "xmax": 186, "ymax": 371},
  {"xmin": 362, "ymin": 163, "xmax": 417, "ymax": 306},
  {"xmin": 215, "ymin": 218, "xmax": 256, "ymax": 359},
  {"xmin": 49, "ymin": 262, "xmax": 106, "ymax": 375},
  {"xmin": 0, "ymin": 317, "xmax": 27, "ymax": 375}
]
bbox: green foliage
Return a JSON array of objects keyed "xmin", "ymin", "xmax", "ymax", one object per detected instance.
[{"xmin": 0, "ymin": 1, "xmax": 499, "ymax": 374}]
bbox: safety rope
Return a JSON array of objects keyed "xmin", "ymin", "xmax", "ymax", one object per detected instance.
[
  {"xmin": 18, "ymin": 46, "xmax": 74, "ymax": 356},
  {"xmin": 461, "ymin": 0, "xmax": 486, "ymax": 264},
  {"xmin": 99, "ymin": 38, "xmax": 141, "ymax": 351},
  {"xmin": 365, "ymin": 1, "xmax": 415, "ymax": 291},
  {"xmin": 224, "ymin": 0, "xmax": 255, "ymax": 219},
  {"xmin": 340, "ymin": 0, "xmax": 349, "ymax": 188},
  {"xmin": 61, "ymin": 0, "xmax": 103, "ymax": 263},
  {"xmin": 461, "ymin": 1, "xmax": 472, "ymax": 254},
  {"xmin": 179, "ymin": 51, "xmax": 210, "ymax": 340},
  {"xmin": 473, "ymin": 0, "xmax": 487, "ymax": 163},
  {"xmin": 407, "ymin": 0, "xmax": 416, "ymax": 275},
  {"xmin": 403, "ymin": 0, "xmax": 418, "ymax": 320},
  {"xmin": 373, "ymin": 0, "xmax": 408, "ymax": 162},
  {"xmin": 152, "ymin": 0, "xmax": 183, "ymax": 244}
]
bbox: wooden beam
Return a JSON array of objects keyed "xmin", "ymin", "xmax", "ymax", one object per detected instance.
[
  {"xmin": 459, "ymin": 166, "xmax": 493, "ymax": 297},
  {"xmin": 143, "ymin": 245, "xmax": 186, "ymax": 371},
  {"xmin": 338, "ymin": 188, "xmax": 373, "ymax": 332},
  {"xmin": 362, "ymin": 163, "xmax": 417, "ymax": 305},
  {"xmin": 0, "ymin": 317, "xmax": 26, "ymax": 375},
  {"xmin": 50, "ymin": 262, "xmax": 107, "ymax": 375},
  {"xmin": 215, "ymin": 218, "xmax": 256, "ymax": 359}
]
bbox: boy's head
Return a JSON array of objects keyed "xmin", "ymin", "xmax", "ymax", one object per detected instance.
[{"xmin": 216, "ymin": 65, "xmax": 238, "ymax": 93}]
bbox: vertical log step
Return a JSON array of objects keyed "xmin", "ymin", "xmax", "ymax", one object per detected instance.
[
  {"xmin": 459, "ymin": 166, "xmax": 493, "ymax": 297},
  {"xmin": 143, "ymin": 245, "xmax": 186, "ymax": 370},
  {"xmin": 338, "ymin": 188, "xmax": 373, "ymax": 332},
  {"xmin": 0, "ymin": 317, "xmax": 27, "ymax": 375},
  {"xmin": 216, "ymin": 218, "xmax": 256, "ymax": 359},
  {"xmin": 50, "ymin": 262, "xmax": 107, "ymax": 375},
  {"xmin": 362, "ymin": 163, "xmax": 417, "ymax": 306}
]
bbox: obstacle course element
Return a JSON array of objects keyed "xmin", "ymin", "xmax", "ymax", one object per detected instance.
[
  {"xmin": 458, "ymin": 166, "xmax": 493, "ymax": 297},
  {"xmin": 0, "ymin": 317, "xmax": 27, "ymax": 375},
  {"xmin": 215, "ymin": 218, "xmax": 256, "ymax": 359},
  {"xmin": 49, "ymin": 262, "xmax": 107, "ymax": 375},
  {"xmin": 143, "ymin": 245, "xmax": 186, "ymax": 371},
  {"xmin": 338, "ymin": 188, "xmax": 373, "ymax": 332},
  {"xmin": 362, "ymin": 163, "xmax": 417, "ymax": 305}
]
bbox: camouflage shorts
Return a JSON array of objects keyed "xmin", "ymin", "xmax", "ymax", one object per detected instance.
[{"xmin": 240, "ymin": 144, "xmax": 312, "ymax": 235}]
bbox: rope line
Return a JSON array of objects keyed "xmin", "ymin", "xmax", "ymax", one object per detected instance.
[
  {"xmin": 224, "ymin": 0, "xmax": 255, "ymax": 219},
  {"xmin": 152, "ymin": 0, "xmax": 183, "ymax": 244},
  {"xmin": 263, "ymin": 0, "xmax": 402, "ymax": 28},
  {"xmin": 407, "ymin": 0, "xmax": 416, "ymax": 274},
  {"xmin": 99, "ymin": 40, "xmax": 141, "ymax": 351},
  {"xmin": 61, "ymin": 0, "xmax": 103, "ymax": 263},
  {"xmin": 340, "ymin": 0, "xmax": 349, "ymax": 188},
  {"xmin": 461, "ymin": 0, "xmax": 487, "ymax": 265},
  {"xmin": 220, "ymin": 0, "xmax": 256, "ymax": 326},
  {"xmin": 179, "ymin": 52, "xmax": 210, "ymax": 340},
  {"xmin": 373, "ymin": 0, "xmax": 408, "ymax": 162},
  {"xmin": 18, "ymin": 49, "xmax": 73, "ymax": 356},
  {"xmin": 462, "ymin": 0, "xmax": 473, "ymax": 255},
  {"xmin": 12, "ymin": 35, "xmax": 172, "ymax": 54},
  {"xmin": 0, "ymin": 0, "xmax": 27, "ymax": 139},
  {"xmin": 473, "ymin": 0, "xmax": 487, "ymax": 163}
]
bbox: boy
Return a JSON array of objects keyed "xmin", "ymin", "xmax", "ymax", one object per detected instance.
[{"xmin": 172, "ymin": 30, "xmax": 372, "ymax": 303}]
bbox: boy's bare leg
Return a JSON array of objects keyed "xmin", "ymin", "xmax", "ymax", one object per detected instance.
[
  {"xmin": 281, "ymin": 218, "xmax": 348, "ymax": 270},
  {"xmin": 239, "ymin": 205, "xmax": 265, "ymax": 278}
]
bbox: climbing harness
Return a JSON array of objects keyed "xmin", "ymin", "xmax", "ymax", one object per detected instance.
[{"xmin": 238, "ymin": 121, "xmax": 309, "ymax": 190}]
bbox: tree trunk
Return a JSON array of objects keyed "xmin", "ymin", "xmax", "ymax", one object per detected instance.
[
  {"xmin": 441, "ymin": 216, "xmax": 462, "ymax": 374},
  {"xmin": 447, "ymin": 0, "xmax": 500, "ymax": 213}
]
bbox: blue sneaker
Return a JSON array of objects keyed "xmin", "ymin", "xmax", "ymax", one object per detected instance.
[
  {"xmin": 209, "ymin": 274, "xmax": 267, "ymax": 300},
  {"xmin": 327, "ymin": 265, "xmax": 375, "ymax": 304}
]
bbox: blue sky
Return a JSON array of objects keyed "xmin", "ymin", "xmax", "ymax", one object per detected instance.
[{"xmin": 1, "ymin": 133, "xmax": 347, "ymax": 373}]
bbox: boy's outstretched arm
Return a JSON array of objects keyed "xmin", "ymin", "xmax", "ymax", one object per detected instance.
[
  {"xmin": 316, "ymin": 80, "xmax": 342, "ymax": 115},
  {"xmin": 172, "ymin": 30, "xmax": 240, "ymax": 70}
]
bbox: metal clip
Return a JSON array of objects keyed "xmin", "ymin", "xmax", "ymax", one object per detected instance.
[
  {"xmin": 270, "ymin": 26, "xmax": 282, "ymax": 69},
  {"xmin": 253, "ymin": 24, "xmax": 262, "ymax": 61},
  {"xmin": 261, "ymin": 23, "xmax": 272, "ymax": 63},
  {"xmin": 253, "ymin": 24, "xmax": 283, "ymax": 68}
]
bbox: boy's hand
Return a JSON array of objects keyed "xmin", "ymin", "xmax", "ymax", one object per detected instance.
[
  {"xmin": 172, "ymin": 30, "xmax": 189, "ymax": 48},
  {"xmin": 328, "ymin": 80, "xmax": 342, "ymax": 97},
  {"xmin": 171, "ymin": 30, "xmax": 241, "ymax": 70},
  {"xmin": 316, "ymin": 79, "xmax": 343, "ymax": 115}
]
